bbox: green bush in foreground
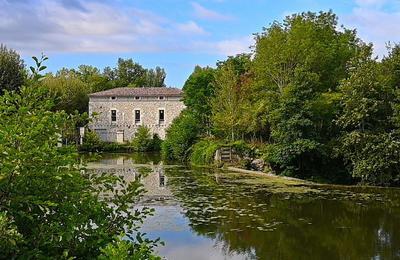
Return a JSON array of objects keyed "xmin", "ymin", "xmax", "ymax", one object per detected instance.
[{"xmin": 0, "ymin": 86, "xmax": 160, "ymax": 259}]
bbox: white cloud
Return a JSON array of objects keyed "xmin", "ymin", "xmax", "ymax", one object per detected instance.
[
  {"xmin": 0, "ymin": 0, "xmax": 251, "ymax": 57},
  {"xmin": 343, "ymin": 0, "xmax": 400, "ymax": 57},
  {"xmin": 192, "ymin": 35, "xmax": 254, "ymax": 56},
  {"xmin": 191, "ymin": 2, "xmax": 233, "ymax": 21},
  {"xmin": 176, "ymin": 21, "xmax": 208, "ymax": 35}
]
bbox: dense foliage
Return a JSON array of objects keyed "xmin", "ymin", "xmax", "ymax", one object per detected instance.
[
  {"xmin": 0, "ymin": 78, "xmax": 160, "ymax": 258},
  {"xmin": 0, "ymin": 44, "xmax": 25, "ymax": 94},
  {"xmin": 162, "ymin": 66, "xmax": 215, "ymax": 161},
  {"xmin": 164, "ymin": 11, "xmax": 400, "ymax": 186},
  {"xmin": 162, "ymin": 110, "xmax": 201, "ymax": 161}
]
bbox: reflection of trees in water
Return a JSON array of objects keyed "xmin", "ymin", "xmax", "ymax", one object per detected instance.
[{"xmin": 166, "ymin": 167, "xmax": 400, "ymax": 259}]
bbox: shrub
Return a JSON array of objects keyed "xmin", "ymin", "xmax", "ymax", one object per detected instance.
[
  {"xmin": 0, "ymin": 86, "xmax": 159, "ymax": 258},
  {"xmin": 131, "ymin": 126, "xmax": 153, "ymax": 152},
  {"xmin": 151, "ymin": 134, "xmax": 162, "ymax": 151},
  {"xmin": 190, "ymin": 139, "xmax": 222, "ymax": 165},
  {"xmin": 162, "ymin": 110, "xmax": 201, "ymax": 161}
]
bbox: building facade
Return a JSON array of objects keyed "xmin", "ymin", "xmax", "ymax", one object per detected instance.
[{"xmin": 88, "ymin": 87, "xmax": 185, "ymax": 142}]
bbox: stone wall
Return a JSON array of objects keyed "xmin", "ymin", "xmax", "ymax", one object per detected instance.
[{"xmin": 88, "ymin": 96, "xmax": 185, "ymax": 142}]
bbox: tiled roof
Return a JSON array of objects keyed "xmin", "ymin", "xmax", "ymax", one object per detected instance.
[{"xmin": 89, "ymin": 87, "xmax": 183, "ymax": 97}]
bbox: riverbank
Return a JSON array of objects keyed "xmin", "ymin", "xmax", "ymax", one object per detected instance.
[{"xmin": 226, "ymin": 166, "xmax": 317, "ymax": 185}]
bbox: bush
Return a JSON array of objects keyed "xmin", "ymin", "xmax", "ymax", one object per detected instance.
[
  {"xmin": 151, "ymin": 134, "xmax": 162, "ymax": 151},
  {"xmin": 190, "ymin": 139, "xmax": 222, "ymax": 165},
  {"xmin": 80, "ymin": 127, "xmax": 162, "ymax": 153},
  {"xmin": 162, "ymin": 110, "xmax": 201, "ymax": 161},
  {"xmin": 131, "ymin": 126, "xmax": 153, "ymax": 152},
  {"xmin": 0, "ymin": 86, "xmax": 160, "ymax": 258}
]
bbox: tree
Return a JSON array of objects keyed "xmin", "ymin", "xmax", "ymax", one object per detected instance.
[
  {"xmin": 252, "ymin": 11, "xmax": 360, "ymax": 178},
  {"xmin": 337, "ymin": 45, "xmax": 400, "ymax": 185},
  {"xmin": 183, "ymin": 66, "xmax": 215, "ymax": 132},
  {"xmin": 0, "ymin": 44, "xmax": 25, "ymax": 94},
  {"xmin": 104, "ymin": 58, "xmax": 166, "ymax": 88},
  {"xmin": 144, "ymin": 67, "xmax": 166, "ymax": 88},
  {"xmin": 0, "ymin": 85, "xmax": 160, "ymax": 258},
  {"xmin": 41, "ymin": 70, "xmax": 91, "ymax": 114},
  {"xmin": 211, "ymin": 55, "xmax": 253, "ymax": 140}
]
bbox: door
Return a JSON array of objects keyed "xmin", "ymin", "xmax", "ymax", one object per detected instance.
[{"xmin": 116, "ymin": 130, "xmax": 124, "ymax": 143}]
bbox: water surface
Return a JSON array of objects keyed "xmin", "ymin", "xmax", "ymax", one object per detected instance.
[{"xmin": 86, "ymin": 153, "xmax": 400, "ymax": 260}]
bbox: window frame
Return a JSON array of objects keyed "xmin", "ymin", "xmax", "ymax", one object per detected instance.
[
  {"xmin": 111, "ymin": 109, "xmax": 117, "ymax": 123},
  {"xmin": 158, "ymin": 109, "xmax": 165, "ymax": 124},
  {"xmin": 134, "ymin": 109, "xmax": 141, "ymax": 124}
]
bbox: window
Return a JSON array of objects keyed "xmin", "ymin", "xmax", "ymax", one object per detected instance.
[
  {"xmin": 135, "ymin": 96, "xmax": 140, "ymax": 100},
  {"xmin": 159, "ymin": 173, "xmax": 165, "ymax": 187},
  {"xmin": 111, "ymin": 110, "xmax": 117, "ymax": 122},
  {"xmin": 134, "ymin": 110, "xmax": 141, "ymax": 124},
  {"xmin": 111, "ymin": 96, "xmax": 116, "ymax": 100},
  {"xmin": 159, "ymin": 109, "xmax": 165, "ymax": 124},
  {"xmin": 159, "ymin": 96, "xmax": 164, "ymax": 100}
]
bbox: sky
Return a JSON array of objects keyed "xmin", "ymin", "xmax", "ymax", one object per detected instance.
[{"xmin": 1, "ymin": 0, "xmax": 400, "ymax": 87}]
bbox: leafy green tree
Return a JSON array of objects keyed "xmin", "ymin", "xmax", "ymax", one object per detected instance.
[
  {"xmin": 0, "ymin": 84, "xmax": 159, "ymax": 257},
  {"xmin": 144, "ymin": 67, "xmax": 166, "ymax": 88},
  {"xmin": 115, "ymin": 58, "xmax": 146, "ymax": 87},
  {"xmin": 0, "ymin": 44, "xmax": 26, "ymax": 94},
  {"xmin": 183, "ymin": 66, "xmax": 215, "ymax": 131},
  {"xmin": 337, "ymin": 46, "xmax": 400, "ymax": 185},
  {"xmin": 104, "ymin": 58, "xmax": 166, "ymax": 88},
  {"xmin": 211, "ymin": 55, "xmax": 253, "ymax": 140},
  {"xmin": 253, "ymin": 11, "xmax": 360, "ymax": 178},
  {"xmin": 41, "ymin": 70, "xmax": 91, "ymax": 114}
]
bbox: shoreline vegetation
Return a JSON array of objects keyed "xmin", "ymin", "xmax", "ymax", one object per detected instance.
[{"xmin": 161, "ymin": 11, "xmax": 400, "ymax": 187}]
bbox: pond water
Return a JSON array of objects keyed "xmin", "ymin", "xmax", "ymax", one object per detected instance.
[{"xmin": 86, "ymin": 153, "xmax": 400, "ymax": 260}]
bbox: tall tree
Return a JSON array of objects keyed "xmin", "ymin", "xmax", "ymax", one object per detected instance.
[
  {"xmin": 0, "ymin": 44, "xmax": 25, "ymax": 94},
  {"xmin": 104, "ymin": 58, "xmax": 166, "ymax": 88},
  {"xmin": 337, "ymin": 45, "xmax": 400, "ymax": 185},
  {"xmin": 144, "ymin": 67, "xmax": 166, "ymax": 88},
  {"xmin": 253, "ymin": 11, "xmax": 360, "ymax": 178},
  {"xmin": 41, "ymin": 70, "xmax": 91, "ymax": 114},
  {"xmin": 183, "ymin": 66, "xmax": 215, "ymax": 132},
  {"xmin": 211, "ymin": 55, "xmax": 252, "ymax": 140}
]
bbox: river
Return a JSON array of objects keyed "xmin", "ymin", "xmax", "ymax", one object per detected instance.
[{"xmin": 86, "ymin": 153, "xmax": 400, "ymax": 260}]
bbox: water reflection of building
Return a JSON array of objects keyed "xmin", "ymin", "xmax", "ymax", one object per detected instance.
[{"xmin": 87, "ymin": 160, "xmax": 172, "ymax": 199}]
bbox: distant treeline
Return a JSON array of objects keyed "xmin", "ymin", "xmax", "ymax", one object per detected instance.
[
  {"xmin": 0, "ymin": 48, "xmax": 166, "ymax": 113},
  {"xmin": 162, "ymin": 11, "xmax": 400, "ymax": 186}
]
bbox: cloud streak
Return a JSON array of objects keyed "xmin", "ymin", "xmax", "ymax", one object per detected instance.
[{"xmin": 191, "ymin": 2, "xmax": 233, "ymax": 21}]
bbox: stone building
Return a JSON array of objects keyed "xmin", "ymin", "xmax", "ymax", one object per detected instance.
[{"xmin": 88, "ymin": 87, "xmax": 185, "ymax": 142}]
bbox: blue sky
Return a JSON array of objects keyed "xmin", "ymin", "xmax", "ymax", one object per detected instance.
[{"xmin": 1, "ymin": 0, "xmax": 400, "ymax": 87}]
